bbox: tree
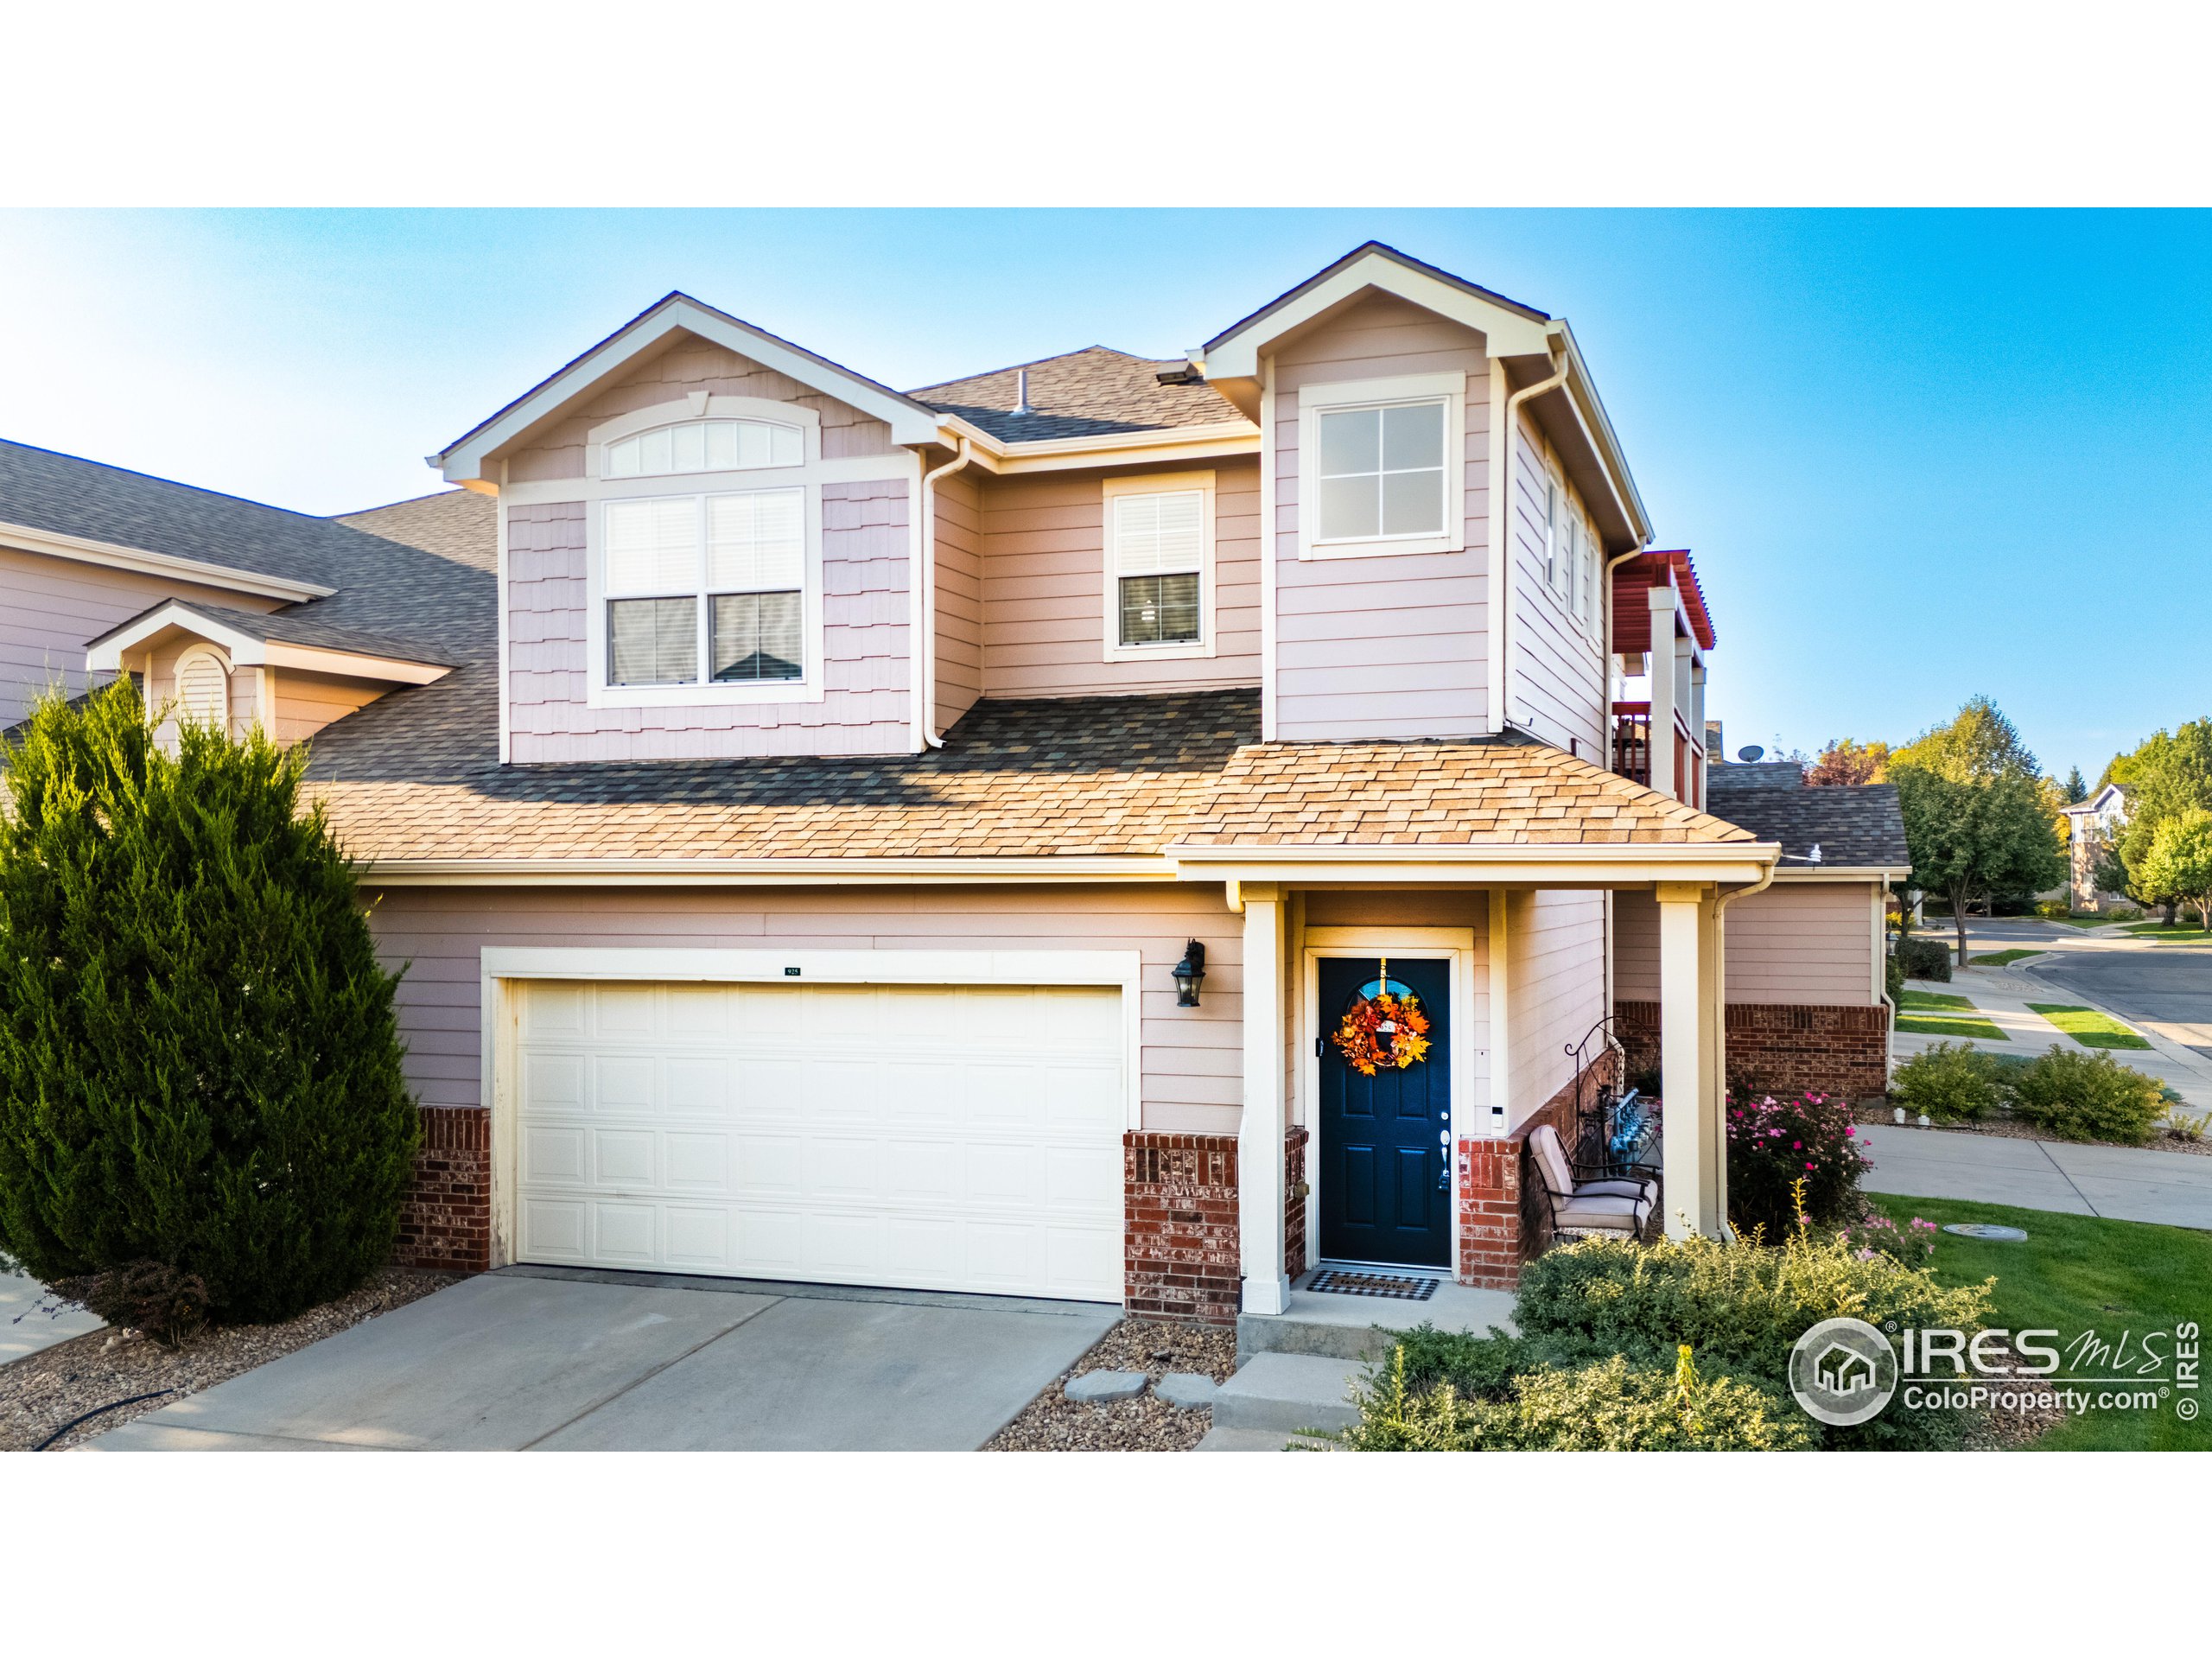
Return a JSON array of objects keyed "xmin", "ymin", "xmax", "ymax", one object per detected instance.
[
  {"xmin": 0, "ymin": 679, "xmax": 420, "ymax": 1324},
  {"xmin": 2134, "ymin": 809, "xmax": 2212, "ymax": 932},
  {"xmin": 2063, "ymin": 766, "xmax": 2088, "ymax": 804},
  {"xmin": 2106, "ymin": 720, "xmax": 2212, "ymax": 923},
  {"xmin": 1889, "ymin": 697, "xmax": 2067, "ymax": 966},
  {"xmin": 1808, "ymin": 738, "xmax": 1889, "ymax": 786}
]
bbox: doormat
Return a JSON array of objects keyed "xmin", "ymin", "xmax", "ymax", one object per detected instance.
[{"xmin": 1306, "ymin": 1268, "xmax": 1439, "ymax": 1300}]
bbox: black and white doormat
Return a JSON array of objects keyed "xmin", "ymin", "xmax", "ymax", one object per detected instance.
[{"xmin": 1306, "ymin": 1268, "xmax": 1440, "ymax": 1300}]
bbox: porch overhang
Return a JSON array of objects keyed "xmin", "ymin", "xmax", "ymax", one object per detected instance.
[{"xmin": 1166, "ymin": 841, "xmax": 1780, "ymax": 892}]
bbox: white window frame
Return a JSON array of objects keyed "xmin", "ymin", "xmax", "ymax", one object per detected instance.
[
  {"xmin": 170, "ymin": 642, "xmax": 232, "ymax": 730},
  {"xmin": 582, "ymin": 396, "xmax": 830, "ymax": 709},
  {"xmin": 1101, "ymin": 469, "xmax": 1217, "ymax": 664},
  {"xmin": 1296, "ymin": 372, "xmax": 1466, "ymax": 560},
  {"xmin": 1580, "ymin": 505, "xmax": 1602, "ymax": 632}
]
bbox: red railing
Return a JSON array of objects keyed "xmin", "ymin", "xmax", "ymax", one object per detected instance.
[{"xmin": 1611, "ymin": 701, "xmax": 1650, "ymax": 785}]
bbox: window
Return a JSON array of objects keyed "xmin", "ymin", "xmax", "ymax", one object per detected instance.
[
  {"xmin": 1580, "ymin": 512, "xmax": 1601, "ymax": 626},
  {"xmin": 1296, "ymin": 372, "xmax": 1466, "ymax": 559},
  {"xmin": 604, "ymin": 418, "xmax": 802, "ymax": 479},
  {"xmin": 1103, "ymin": 472, "xmax": 1214, "ymax": 660},
  {"xmin": 603, "ymin": 488, "xmax": 805, "ymax": 687}
]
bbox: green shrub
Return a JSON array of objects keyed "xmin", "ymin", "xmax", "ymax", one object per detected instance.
[
  {"xmin": 1885, "ymin": 949, "xmax": 1906, "ymax": 1004},
  {"xmin": 1338, "ymin": 1347, "xmax": 1813, "ymax": 1452},
  {"xmin": 2009, "ymin": 1046, "xmax": 2164, "ymax": 1144},
  {"xmin": 1891, "ymin": 1040, "xmax": 2010, "ymax": 1122},
  {"xmin": 1838, "ymin": 1211, "xmax": 1939, "ymax": 1266},
  {"xmin": 1386, "ymin": 1322, "xmax": 1533, "ymax": 1401},
  {"xmin": 1894, "ymin": 937, "xmax": 1952, "ymax": 982},
  {"xmin": 0, "ymin": 680, "xmax": 420, "ymax": 1325},
  {"xmin": 1726, "ymin": 1092, "xmax": 1867, "ymax": 1239},
  {"xmin": 2034, "ymin": 899, "xmax": 2070, "ymax": 921}
]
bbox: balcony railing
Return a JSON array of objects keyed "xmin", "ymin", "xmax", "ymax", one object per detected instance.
[{"xmin": 1611, "ymin": 701, "xmax": 1651, "ymax": 785}]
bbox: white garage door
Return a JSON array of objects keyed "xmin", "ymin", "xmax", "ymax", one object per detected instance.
[{"xmin": 510, "ymin": 979, "xmax": 1126, "ymax": 1302}]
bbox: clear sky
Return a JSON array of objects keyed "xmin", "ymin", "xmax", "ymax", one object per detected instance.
[{"xmin": 2, "ymin": 208, "xmax": 2203, "ymax": 783}]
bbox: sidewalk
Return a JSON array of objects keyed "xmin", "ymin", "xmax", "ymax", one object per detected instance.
[
  {"xmin": 1, "ymin": 1272, "xmax": 101, "ymax": 1365},
  {"xmin": 1859, "ymin": 1121, "xmax": 2212, "ymax": 1230}
]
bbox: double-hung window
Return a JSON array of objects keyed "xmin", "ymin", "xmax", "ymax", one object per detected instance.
[
  {"xmin": 1297, "ymin": 372, "xmax": 1466, "ymax": 559},
  {"xmin": 1103, "ymin": 472, "xmax": 1214, "ymax": 659},
  {"xmin": 604, "ymin": 487, "xmax": 805, "ymax": 687}
]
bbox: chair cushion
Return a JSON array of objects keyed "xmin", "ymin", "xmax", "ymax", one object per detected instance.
[
  {"xmin": 1529, "ymin": 1123, "xmax": 1577, "ymax": 1198},
  {"xmin": 1578, "ymin": 1178, "xmax": 1656, "ymax": 1202},
  {"xmin": 1554, "ymin": 1192, "xmax": 1650, "ymax": 1231}
]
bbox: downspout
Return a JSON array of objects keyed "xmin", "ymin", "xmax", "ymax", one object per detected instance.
[
  {"xmin": 1497, "ymin": 336, "xmax": 1570, "ymax": 735},
  {"xmin": 916, "ymin": 435, "xmax": 974, "ymax": 749}
]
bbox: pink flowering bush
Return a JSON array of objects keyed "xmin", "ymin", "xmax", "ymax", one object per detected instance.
[
  {"xmin": 1840, "ymin": 1211, "xmax": 1940, "ymax": 1265},
  {"xmin": 1726, "ymin": 1091, "xmax": 1870, "ymax": 1241}
]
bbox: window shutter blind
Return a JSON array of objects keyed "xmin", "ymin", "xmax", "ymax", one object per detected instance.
[
  {"xmin": 604, "ymin": 497, "xmax": 701, "ymax": 594},
  {"xmin": 707, "ymin": 488, "xmax": 804, "ymax": 590},
  {"xmin": 1112, "ymin": 490, "xmax": 1204, "ymax": 575}
]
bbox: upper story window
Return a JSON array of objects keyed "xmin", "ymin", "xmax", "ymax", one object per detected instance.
[
  {"xmin": 1103, "ymin": 471, "xmax": 1216, "ymax": 662},
  {"xmin": 603, "ymin": 417, "xmax": 803, "ymax": 479},
  {"xmin": 605, "ymin": 489, "xmax": 805, "ymax": 686},
  {"xmin": 1297, "ymin": 372, "xmax": 1466, "ymax": 560}
]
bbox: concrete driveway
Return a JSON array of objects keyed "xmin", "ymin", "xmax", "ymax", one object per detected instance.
[{"xmin": 85, "ymin": 1268, "xmax": 1115, "ymax": 1451}]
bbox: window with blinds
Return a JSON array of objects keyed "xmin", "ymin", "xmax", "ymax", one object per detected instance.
[
  {"xmin": 604, "ymin": 487, "xmax": 805, "ymax": 686},
  {"xmin": 1110, "ymin": 487, "xmax": 1205, "ymax": 647}
]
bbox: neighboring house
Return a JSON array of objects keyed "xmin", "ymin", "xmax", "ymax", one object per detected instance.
[
  {"xmin": 2061, "ymin": 783, "xmax": 2129, "ymax": 910},
  {"xmin": 4, "ymin": 243, "xmax": 1847, "ymax": 1325}
]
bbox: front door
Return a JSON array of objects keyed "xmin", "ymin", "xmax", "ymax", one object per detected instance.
[{"xmin": 1316, "ymin": 955, "xmax": 1452, "ymax": 1268}]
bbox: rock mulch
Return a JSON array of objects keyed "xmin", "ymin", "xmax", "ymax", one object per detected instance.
[
  {"xmin": 983, "ymin": 1318, "xmax": 1238, "ymax": 1452},
  {"xmin": 1955, "ymin": 1336, "xmax": 2068, "ymax": 1449},
  {"xmin": 0, "ymin": 1268, "xmax": 458, "ymax": 1452}
]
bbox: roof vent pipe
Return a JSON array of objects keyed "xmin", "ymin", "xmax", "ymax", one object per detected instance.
[{"xmin": 1012, "ymin": 368, "xmax": 1033, "ymax": 416}]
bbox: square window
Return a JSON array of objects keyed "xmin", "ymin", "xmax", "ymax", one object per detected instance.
[
  {"xmin": 1313, "ymin": 398, "xmax": 1447, "ymax": 543},
  {"xmin": 711, "ymin": 591, "xmax": 804, "ymax": 681},
  {"xmin": 608, "ymin": 596, "xmax": 698, "ymax": 685},
  {"xmin": 1119, "ymin": 573, "xmax": 1199, "ymax": 646}
]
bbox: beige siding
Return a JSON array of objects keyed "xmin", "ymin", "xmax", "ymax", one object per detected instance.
[
  {"xmin": 933, "ymin": 468, "xmax": 983, "ymax": 728},
  {"xmin": 271, "ymin": 669, "xmax": 391, "ymax": 746},
  {"xmin": 505, "ymin": 335, "xmax": 896, "ymax": 484},
  {"xmin": 1614, "ymin": 882, "xmax": 1880, "ymax": 1007},
  {"xmin": 1272, "ymin": 293, "xmax": 1491, "ymax": 741},
  {"xmin": 366, "ymin": 882, "xmax": 1249, "ymax": 1136},
  {"xmin": 0, "ymin": 543, "xmax": 277, "ymax": 730},
  {"xmin": 976, "ymin": 459, "xmax": 1262, "ymax": 697},
  {"xmin": 1506, "ymin": 410, "xmax": 1607, "ymax": 756},
  {"xmin": 1507, "ymin": 890, "xmax": 1606, "ymax": 1128},
  {"xmin": 1296, "ymin": 890, "xmax": 1492, "ymax": 1119}
]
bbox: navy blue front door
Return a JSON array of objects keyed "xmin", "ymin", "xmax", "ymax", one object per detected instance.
[{"xmin": 1317, "ymin": 956, "xmax": 1452, "ymax": 1268}]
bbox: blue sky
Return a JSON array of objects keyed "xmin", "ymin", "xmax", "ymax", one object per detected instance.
[{"xmin": 1, "ymin": 208, "xmax": 2203, "ymax": 782}]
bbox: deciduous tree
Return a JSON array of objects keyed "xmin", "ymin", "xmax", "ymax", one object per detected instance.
[{"xmin": 1808, "ymin": 738, "xmax": 1890, "ymax": 786}]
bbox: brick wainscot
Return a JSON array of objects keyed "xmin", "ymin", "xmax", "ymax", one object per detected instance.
[
  {"xmin": 1616, "ymin": 999, "xmax": 1889, "ymax": 1101},
  {"xmin": 1454, "ymin": 1051, "xmax": 1616, "ymax": 1290},
  {"xmin": 1123, "ymin": 1127, "xmax": 1310, "ymax": 1325},
  {"xmin": 396, "ymin": 1107, "xmax": 492, "ymax": 1273}
]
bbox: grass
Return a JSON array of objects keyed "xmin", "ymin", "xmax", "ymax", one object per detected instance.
[
  {"xmin": 1898, "ymin": 988, "xmax": 1975, "ymax": 1011},
  {"xmin": 2046, "ymin": 914, "xmax": 2126, "ymax": 928},
  {"xmin": 2026, "ymin": 1003, "xmax": 2152, "ymax": 1050},
  {"xmin": 1862, "ymin": 1194, "xmax": 2212, "ymax": 1450},
  {"xmin": 2123, "ymin": 922, "xmax": 2212, "ymax": 944},
  {"xmin": 1895, "ymin": 988, "xmax": 2007, "ymax": 1040},
  {"xmin": 1973, "ymin": 950, "xmax": 2044, "ymax": 966}
]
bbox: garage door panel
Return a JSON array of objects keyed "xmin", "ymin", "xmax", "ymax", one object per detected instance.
[{"xmin": 513, "ymin": 979, "xmax": 1126, "ymax": 1300}]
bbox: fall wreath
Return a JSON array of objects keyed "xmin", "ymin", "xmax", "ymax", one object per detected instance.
[{"xmin": 1332, "ymin": 960, "xmax": 1433, "ymax": 1077}]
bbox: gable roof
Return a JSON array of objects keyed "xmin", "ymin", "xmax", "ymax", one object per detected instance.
[
  {"xmin": 1205, "ymin": 239, "xmax": 1552, "ymax": 354},
  {"xmin": 85, "ymin": 597, "xmax": 454, "ymax": 679},
  {"xmin": 1706, "ymin": 767, "xmax": 1909, "ymax": 870},
  {"xmin": 908, "ymin": 347, "xmax": 1247, "ymax": 442}
]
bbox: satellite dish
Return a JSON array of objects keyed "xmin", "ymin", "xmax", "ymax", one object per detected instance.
[{"xmin": 1738, "ymin": 745, "xmax": 1765, "ymax": 762}]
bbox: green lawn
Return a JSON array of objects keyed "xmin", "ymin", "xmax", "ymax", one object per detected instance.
[
  {"xmin": 1973, "ymin": 950, "xmax": 2044, "ymax": 966},
  {"xmin": 1863, "ymin": 1194, "xmax": 2212, "ymax": 1450},
  {"xmin": 1896, "ymin": 988, "xmax": 2006, "ymax": 1040},
  {"xmin": 1898, "ymin": 989, "xmax": 1974, "ymax": 1011},
  {"xmin": 2027, "ymin": 1002, "xmax": 2152, "ymax": 1049},
  {"xmin": 2047, "ymin": 914, "xmax": 2126, "ymax": 928},
  {"xmin": 2123, "ymin": 923, "xmax": 2212, "ymax": 944}
]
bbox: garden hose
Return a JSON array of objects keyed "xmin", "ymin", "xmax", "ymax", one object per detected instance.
[{"xmin": 33, "ymin": 1389, "xmax": 179, "ymax": 1452}]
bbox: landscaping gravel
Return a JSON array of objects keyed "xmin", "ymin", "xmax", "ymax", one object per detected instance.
[
  {"xmin": 984, "ymin": 1318, "xmax": 1238, "ymax": 1452},
  {"xmin": 0, "ymin": 1268, "xmax": 459, "ymax": 1452}
]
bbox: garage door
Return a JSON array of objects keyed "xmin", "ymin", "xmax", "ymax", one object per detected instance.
[{"xmin": 510, "ymin": 979, "xmax": 1126, "ymax": 1301}]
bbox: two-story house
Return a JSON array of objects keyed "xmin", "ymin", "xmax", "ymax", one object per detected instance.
[{"xmin": 1, "ymin": 244, "xmax": 1903, "ymax": 1325}]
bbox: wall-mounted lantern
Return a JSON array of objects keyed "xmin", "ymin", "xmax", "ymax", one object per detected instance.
[{"xmin": 1171, "ymin": 940, "xmax": 1207, "ymax": 1007}]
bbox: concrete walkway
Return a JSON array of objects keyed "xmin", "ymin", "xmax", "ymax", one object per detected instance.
[
  {"xmin": 86, "ymin": 1268, "xmax": 1116, "ymax": 1452},
  {"xmin": 1, "ymin": 1271, "xmax": 101, "ymax": 1365},
  {"xmin": 1859, "ymin": 1121, "xmax": 2212, "ymax": 1229}
]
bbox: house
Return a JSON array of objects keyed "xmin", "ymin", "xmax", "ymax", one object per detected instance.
[
  {"xmin": 2061, "ymin": 784, "xmax": 2128, "ymax": 910},
  {"xmin": 3, "ymin": 243, "xmax": 1874, "ymax": 1326}
]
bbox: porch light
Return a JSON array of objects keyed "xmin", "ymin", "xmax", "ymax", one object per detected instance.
[{"xmin": 1171, "ymin": 941, "xmax": 1207, "ymax": 1007}]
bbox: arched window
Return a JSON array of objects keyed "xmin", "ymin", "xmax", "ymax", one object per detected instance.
[
  {"xmin": 174, "ymin": 645, "xmax": 231, "ymax": 729},
  {"xmin": 604, "ymin": 418, "xmax": 802, "ymax": 479}
]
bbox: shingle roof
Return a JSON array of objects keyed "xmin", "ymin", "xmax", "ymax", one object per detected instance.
[
  {"xmin": 1706, "ymin": 770, "xmax": 1909, "ymax": 868},
  {"xmin": 335, "ymin": 490, "xmax": 499, "ymax": 574},
  {"xmin": 90, "ymin": 598, "xmax": 456, "ymax": 668},
  {"xmin": 908, "ymin": 347, "xmax": 1247, "ymax": 442},
  {"xmin": 1175, "ymin": 737, "xmax": 1754, "ymax": 847}
]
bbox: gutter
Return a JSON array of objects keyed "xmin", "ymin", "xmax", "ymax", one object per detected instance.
[{"xmin": 916, "ymin": 436, "xmax": 975, "ymax": 749}]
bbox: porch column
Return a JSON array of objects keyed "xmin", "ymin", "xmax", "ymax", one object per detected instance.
[
  {"xmin": 1237, "ymin": 881, "xmax": 1291, "ymax": 1315},
  {"xmin": 1688, "ymin": 658, "xmax": 1707, "ymax": 806},
  {"xmin": 1656, "ymin": 880, "xmax": 1722, "ymax": 1237},
  {"xmin": 1646, "ymin": 583, "xmax": 1676, "ymax": 799}
]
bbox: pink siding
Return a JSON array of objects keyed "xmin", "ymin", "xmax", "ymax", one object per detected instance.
[
  {"xmin": 1506, "ymin": 890, "xmax": 1606, "ymax": 1128},
  {"xmin": 505, "ymin": 335, "xmax": 896, "ymax": 484},
  {"xmin": 933, "ymin": 468, "xmax": 983, "ymax": 728},
  {"xmin": 366, "ymin": 882, "xmax": 1247, "ymax": 1135},
  {"xmin": 0, "ymin": 543, "xmax": 278, "ymax": 729},
  {"xmin": 504, "ymin": 480, "xmax": 913, "ymax": 763},
  {"xmin": 272, "ymin": 670, "xmax": 390, "ymax": 746},
  {"xmin": 975, "ymin": 460, "xmax": 1262, "ymax": 697},
  {"xmin": 1506, "ymin": 410, "xmax": 1607, "ymax": 757},
  {"xmin": 1613, "ymin": 882, "xmax": 1880, "ymax": 1007},
  {"xmin": 1272, "ymin": 294, "xmax": 1491, "ymax": 741}
]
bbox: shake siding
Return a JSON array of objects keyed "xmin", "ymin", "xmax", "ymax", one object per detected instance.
[
  {"xmin": 1613, "ymin": 883, "xmax": 1879, "ymax": 1006},
  {"xmin": 974, "ymin": 459, "xmax": 1262, "ymax": 697},
  {"xmin": 365, "ymin": 883, "xmax": 1248, "ymax": 1135},
  {"xmin": 502, "ymin": 481, "xmax": 912, "ymax": 763},
  {"xmin": 0, "ymin": 543, "xmax": 278, "ymax": 729},
  {"xmin": 932, "ymin": 469, "xmax": 983, "ymax": 727},
  {"xmin": 1507, "ymin": 412, "xmax": 1607, "ymax": 756},
  {"xmin": 1506, "ymin": 890, "xmax": 1605, "ymax": 1128},
  {"xmin": 1271, "ymin": 293, "xmax": 1490, "ymax": 741}
]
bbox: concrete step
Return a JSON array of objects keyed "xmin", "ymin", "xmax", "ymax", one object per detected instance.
[
  {"xmin": 1210, "ymin": 1351, "xmax": 1367, "ymax": 1435},
  {"xmin": 1237, "ymin": 1312, "xmax": 1397, "ymax": 1363},
  {"xmin": 1237, "ymin": 1275, "xmax": 1519, "ymax": 1364},
  {"xmin": 1192, "ymin": 1424, "xmax": 1336, "ymax": 1452}
]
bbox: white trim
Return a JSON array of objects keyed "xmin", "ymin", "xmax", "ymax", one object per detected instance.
[
  {"xmin": 1169, "ymin": 841, "xmax": 1781, "ymax": 888},
  {"xmin": 933, "ymin": 413, "xmax": 1260, "ymax": 475},
  {"xmin": 477, "ymin": 944, "xmax": 1146, "ymax": 1269},
  {"xmin": 84, "ymin": 600, "xmax": 450, "ymax": 684},
  {"xmin": 1259, "ymin": 353, "xmax": 1278, "ymax": 741},
  {"xmin": 0, "ymin": 519, "xmax": 335, "ymax": 603},
  {"xmin": 359, "ymin": 855, "xmax": 1179, "ymax": 886},
  {"xmin": 586, "ymin": 394, "xmax": 819, "ymax": 478},
  {"xmin": 1101, "ymin": 469, "xmax": 1217, "ymax": 664},
  {"xmin": 1485, "ymin": 359, "xmax": 1509, "ymax": 735},
  {"xmin": 502, "ymin": 452, "xmax": 912, "ymax": 506},
  {"xmin": 171, "ymin": 642, "xmax": 232, "ymax": 729},
  {"xmin": 1300, "ymin": 925, "xmax": 1479, "ymax": 1280},
  {"xmin": 495, "ymin": 457, "xmax": 512, "ymax": 766},
  {"xmin": 1296, "ymin": 372, "xmax": 1466, "ymax": 560}
]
